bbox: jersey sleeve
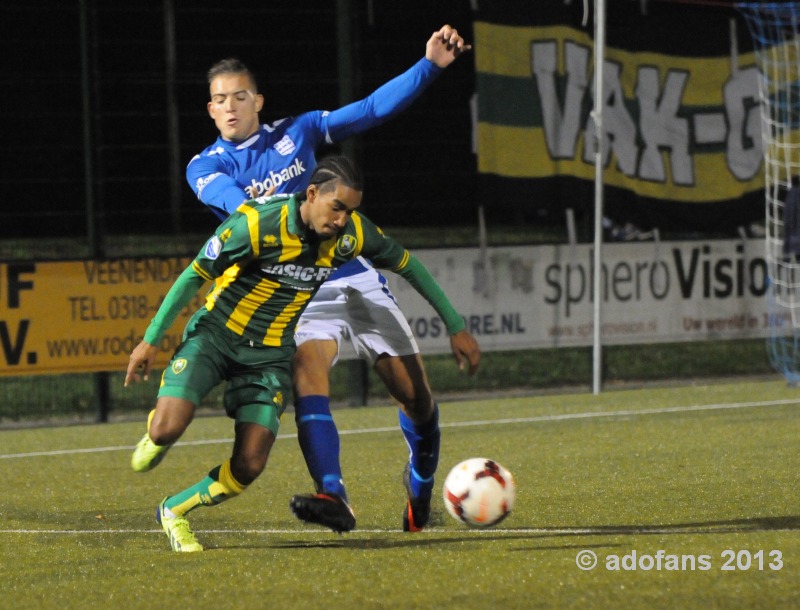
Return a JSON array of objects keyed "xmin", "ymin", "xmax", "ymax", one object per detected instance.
[
  {"xmin": 142, "ymin": 266, "xmax": 207, "ymax": 345},
  {"xmin": 392, "ymin": 256, "xmax": 466, "ymax": 335},
  {"xmin": 323, "ymin": 57, "xmax": 442, "ymax": 143},
  {"xmin": 142, "ymin": 209, "xmax": 258, "ymax": 344},
  {"xmin": 190, "ymin": 206, "xmax": 260, "ymax": 279},
  {"xmin": 354, "ymin": 212, "xmax": 408, "ymax": 270},
  {"xmin": 354, "ymin": 214, "xmax": 465, "ymax": 335},
  {"xmin": 186, "ymin": 153, "xmax": 250, "ymax": 220}
]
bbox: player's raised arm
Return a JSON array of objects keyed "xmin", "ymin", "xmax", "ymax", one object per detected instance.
[
  {"xmin": 425, "ymin": 24, "xmax": 472, "ymax": 68},
  {"xmin": 324, "ymin": 24, "xmax": 471, "ymax": 143}
]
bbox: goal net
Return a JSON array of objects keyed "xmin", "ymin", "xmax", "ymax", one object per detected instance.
[{"xmin": 738, "ymin": 2, "xmax": 800, "ymax": 383}]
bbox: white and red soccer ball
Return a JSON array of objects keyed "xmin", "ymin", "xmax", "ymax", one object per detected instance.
[{"xmin": 442, "ymin": 458, "xmax": 516, "ymax": 528}]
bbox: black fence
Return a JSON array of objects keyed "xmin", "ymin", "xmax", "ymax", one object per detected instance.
[
  {"xmin": 0, "ymin": 0, "xmax": 481, "ymax": 423},
  {"xmin": 1, "ymin": 0, "xmax": 477, "ymax": 244}
]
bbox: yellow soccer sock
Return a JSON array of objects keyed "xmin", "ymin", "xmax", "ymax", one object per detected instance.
[
  {"xmin": 142, "ymin": 408, "xmax": 158, "ymax": 443},
  {"xmin": 165, "ymin": 459, "xmax": 247, "ymax": 516}
]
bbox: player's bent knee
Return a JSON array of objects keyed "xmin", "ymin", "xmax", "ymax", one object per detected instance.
[
  {"xmin": 149, "ymin": 428, "xmax": 176, "ymax": 446},
  {"xmin": 149, "ymin": 398, "xmax": 195, "ymax": 445},
  {"xmin": 400, "ymin": 396, "xmax": 436, "ymax": 423},
  {"xmin": 229, "ymin": 455, "xmax": 266, "ymax": 486},
  {"xmin": 397, "ymin": 381, "xmax": 434, "ymax": 417}
]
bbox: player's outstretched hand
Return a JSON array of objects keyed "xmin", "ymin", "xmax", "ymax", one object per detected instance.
[
  {"xmin": 125, "ymin": 341, "xmax": 159, "ymax": 387},
  {"xmin": 450, "ymin": 329, "xmax": 480, "ymax": 375},
  {"xmin": 426, "ymin": 24, "xmax": 472, "ymax": 68}
]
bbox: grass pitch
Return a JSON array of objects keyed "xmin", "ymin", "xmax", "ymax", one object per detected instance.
[{"xmin": 2, "ymin": 379, "xmax": 799, "ymax": 609}]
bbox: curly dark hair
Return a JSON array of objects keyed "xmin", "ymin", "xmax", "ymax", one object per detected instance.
[{"xmin": 309, "ymin": 156, "xmax": 364, "ymax": 193}]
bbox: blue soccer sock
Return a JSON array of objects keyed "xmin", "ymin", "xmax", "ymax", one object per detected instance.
[
  {"xmin": 399, "ymin": 404, "xmax": 440, "ymax": 500},
  {"xmin": 295, "ymin": 395, "xmax": 347, "ymax": 501}
]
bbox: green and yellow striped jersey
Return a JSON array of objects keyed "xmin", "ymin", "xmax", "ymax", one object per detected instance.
[{"xmin": 144, "ymin": 193, "xmax": 407, "ymax": 348}]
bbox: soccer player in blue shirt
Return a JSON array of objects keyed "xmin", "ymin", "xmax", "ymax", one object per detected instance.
[{"xmin": 131, "ymin": 25, "xmax": 479, "ymax": 533}]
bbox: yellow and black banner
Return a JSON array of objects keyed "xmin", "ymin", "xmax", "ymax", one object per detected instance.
[
  {"xmin": 0, "ymin": 258, "xmax": 205, "ymax": 376},
  {"xmin": 474, "ymin": 1, "xmax": 764, "ymax": 232}
]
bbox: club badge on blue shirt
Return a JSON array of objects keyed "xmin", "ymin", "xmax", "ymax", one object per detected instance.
[{"xmin": 273, "ymin": 135, "xmax": 296, "ymax": 156}]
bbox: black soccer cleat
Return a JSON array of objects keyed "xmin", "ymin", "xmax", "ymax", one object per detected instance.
[
  {"xmin": 290, "ymin": 492, "xmax": 356, "ymax": 533},
  {"xmin": 402, "ymin": 463, "xmax": 431, "ymax": 532}
]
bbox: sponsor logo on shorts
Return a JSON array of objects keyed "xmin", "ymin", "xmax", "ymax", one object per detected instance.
[
  {"xmin": 273, "ymin": 391, "xmax": 284, "ymax": 407},
  {"xmin": 336, "ymin": 234, "xmax": 358, "ymax": 257},
  {"xmin": 205, "ymin": 236, "xmax": 222, "ymax": 259},
  {"xmin": 171, "ymin": 358, "xmax": 188, "ymax": 375}
]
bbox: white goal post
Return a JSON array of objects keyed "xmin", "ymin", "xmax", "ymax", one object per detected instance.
[{"xmin": 738, "ymin": 2, "xmax": 800, "ymax": 383}]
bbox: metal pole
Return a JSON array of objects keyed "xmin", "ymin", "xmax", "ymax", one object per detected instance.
[
  {"xmin": 79, "ymin": 0, "xmax": 97, "ymax": 254},
  {"xmin": 80, "ymin": 0, "xmax": 111, "ymax": 421},
  {"xmin": 592, "ymin": 0, "xmax": 606, "ymax": 395},
  {"xmin": 337, "ymin": 0, "xmax": 356, "ymax": 160},
  {"xmin": 337, "ymin": 0, "xmax": 368, "ymax": 406},
  {"xmin": 164, "ymin": 0, "xmax": 182, "ymax": 233}
]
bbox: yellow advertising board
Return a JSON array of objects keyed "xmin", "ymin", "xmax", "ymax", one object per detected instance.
[{"xmin": 0, "ymin": 258, "xmax": 206, "ymax": 376}]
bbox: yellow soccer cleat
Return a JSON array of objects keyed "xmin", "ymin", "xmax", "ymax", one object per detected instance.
[
  {"xmin": 156, "ymin": 498, "xmax": 203, "ymax": 553},
  {"xmin": 130, "ymin": 433, "xmax": 171, "ymax": 472},
  {"xmin": 130, "ymin": 410, "xmax": 171, "ymax": 472}
]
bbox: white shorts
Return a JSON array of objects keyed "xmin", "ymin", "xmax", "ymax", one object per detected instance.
[{"xmin": 294, "ymin": 262, "xmax": 419, "ymax": 366}]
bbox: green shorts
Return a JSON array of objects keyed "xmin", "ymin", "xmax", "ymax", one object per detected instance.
[{"xmin": 158, "ymin": 310, "xmax": 294, "ymax": 436}]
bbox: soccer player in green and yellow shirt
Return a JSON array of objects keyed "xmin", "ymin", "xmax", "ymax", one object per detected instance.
[{"xmin": 125, "ymin": 156, "xmax": 476, "ymax": 552}]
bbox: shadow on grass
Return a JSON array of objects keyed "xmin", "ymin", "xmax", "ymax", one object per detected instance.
[
  {"xmin": 532, "ymin": 515, "xmax": 800, "ymax": 536},
  {"xmin": 503, "ymin": 516, "xmax": 800, "ymax": 552},
  {"xmin": 259, "ymin": 515, "xmax": 800, "ymax": 552},
  {"xmin": 216, "ymin": 515, "xmax": 800, "ymax": 553}
]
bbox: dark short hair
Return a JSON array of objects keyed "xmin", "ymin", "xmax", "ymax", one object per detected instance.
[
  {"xmin": 309, "ymin": 156, "xmax": 364, "ymax": 193},
  {"xmin": 207, "ymin": 58, "xmax": 259, "ymax": 91}
]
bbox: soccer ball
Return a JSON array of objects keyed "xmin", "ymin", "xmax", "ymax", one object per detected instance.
[{"xmin": 442, "ymin": 458, "xmax": 515, "ymax": 528}]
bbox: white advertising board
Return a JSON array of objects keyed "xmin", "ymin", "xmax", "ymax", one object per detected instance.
[{"xmin": 382, "ymin": 239, "xmax": 770, "ymax": 355}]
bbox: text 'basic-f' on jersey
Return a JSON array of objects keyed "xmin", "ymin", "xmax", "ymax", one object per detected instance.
[{"xmin": 190, "ymin": 193, "xmax": 408, "ymax": 347}]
